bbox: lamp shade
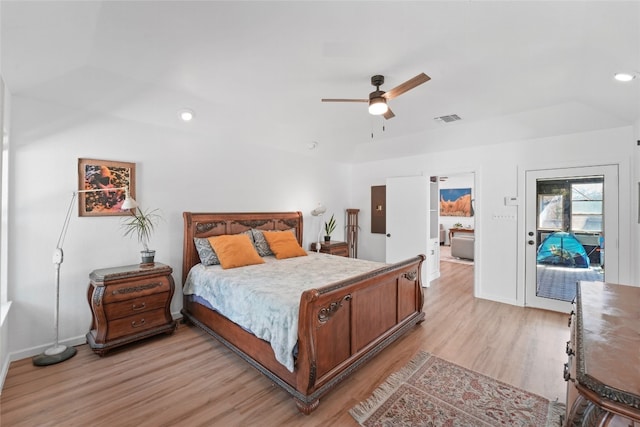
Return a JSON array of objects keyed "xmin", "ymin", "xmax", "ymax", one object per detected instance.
[
  {"xmin": 368, "ymin": 96, "xmax": 388, "ymax": 115},
  {"xmin": 121, "ymin": 191, "xmax": 138, "ymax": 210},
  {"xmin": 311, "ymin": 204, "xmax": 326, "ymax": 216}
]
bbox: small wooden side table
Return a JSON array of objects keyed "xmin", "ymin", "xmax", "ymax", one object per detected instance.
[
  {"xmin": 310, "ymin": 241, "xmax": 349, "ymax": 257},
  {"xmin": 86, "ymin": 263, "xmax": 176, "ymax": 355},
  {"xmin": 448, "ymin": 227, "xmax": 474, "ymax": 244}
]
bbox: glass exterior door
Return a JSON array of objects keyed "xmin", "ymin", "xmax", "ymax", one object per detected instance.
[{"xmin": 525, "ymin": 165, "xmax": 618, "ymax": 312}]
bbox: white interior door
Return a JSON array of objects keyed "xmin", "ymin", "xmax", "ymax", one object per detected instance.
[
  {"xmin": 525, "ymin": 165, "xmax": 619, "ymax": 312},
  {"xmin": 386, "ymin": 175, "xmax": 429, "ymax": 286}
]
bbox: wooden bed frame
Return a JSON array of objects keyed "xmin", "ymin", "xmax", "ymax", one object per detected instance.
[{"xmin": 181, "ymin": 211, "xmax": 425, "ymax": 414}]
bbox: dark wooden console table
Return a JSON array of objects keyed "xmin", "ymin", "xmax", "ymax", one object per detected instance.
[{"xmin": 564, "ymin": 281, "xmax": 640, "ymax": 426}]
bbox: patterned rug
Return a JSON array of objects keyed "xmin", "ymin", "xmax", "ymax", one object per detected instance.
[{"xmin": 350, "ymin": 351, "xmax": 564, "ymax": 427}]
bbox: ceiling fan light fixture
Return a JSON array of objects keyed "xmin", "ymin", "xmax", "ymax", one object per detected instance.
[
  {"xmin": 368, "ymin": 97, "xmax": 388, "ymax": 115},
  {"xmin": 613, "ymin": 72, "xmax": 636, "ymax": 82}
]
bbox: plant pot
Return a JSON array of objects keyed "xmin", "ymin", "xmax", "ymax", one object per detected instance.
[
  {"xmin": 324, "ymin": 236, "xmax": 331, "ymax": 242},
  {"xmin": 140, "ymin": 249, "xmax": 156, "ymax": 267}
]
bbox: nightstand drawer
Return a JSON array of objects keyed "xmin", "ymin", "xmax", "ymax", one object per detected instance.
[
  {"xmin": 310, "ymin": 241, "xmax": 349, "ymax": 257},
  {"xmin": 106, "ymin": 308, "xmax": 168, "ymax": 340},
  {"xmin": 330, "ymin": 246, "xmax": 349, "ymax": 257},
  {"xmin": 104, "ymin": 292, "xmax": 169, "ymax": 320},
  {"xmin": 102, "ymin": 277, "xmax": 171, "ymax": 304}
]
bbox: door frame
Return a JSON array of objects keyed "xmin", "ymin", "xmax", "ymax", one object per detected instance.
[
  {"xmin": 430, "ymin": 168, "xmax": 480, "ymax": 299},
  {"xmin": 521, "ymin": 164, "xmax": 619, "ymax": 312}
]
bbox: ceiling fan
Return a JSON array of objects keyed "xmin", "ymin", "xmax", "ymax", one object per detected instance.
[{"xmin": 322, "ymin": 73, "xmax": 430, "ymax": 119}]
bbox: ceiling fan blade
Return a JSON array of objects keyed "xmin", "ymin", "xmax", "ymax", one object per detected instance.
[
  {"xmin": 383, "ymin": 73, "xmax": 431, "ymax": 100},
  {"xmin": 383, "ymin": 108, "xmax": 395, "ymax": 120},
  {"xmin": 321, "ymin": 98, "xmax": 368, "ymax": 103}
]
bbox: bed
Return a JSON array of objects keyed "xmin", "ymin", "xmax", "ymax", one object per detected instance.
[{"xmin": 181, "ymin": 211, "xmax": 425, "ymax": 414}]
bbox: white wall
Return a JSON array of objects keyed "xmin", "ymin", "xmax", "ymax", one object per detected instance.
[
  {"xmin": 7, "ymin": 96, "xmax": 352, "ymax": 360},
  {"xmin": 5, "ymin": 93, "xmax": 638, "ymax": 364},
  {"xmin": 351, "ymin": 126, "xmax": 636, "ymax": 306}
]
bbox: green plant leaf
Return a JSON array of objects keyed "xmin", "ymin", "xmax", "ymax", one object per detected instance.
[
  {"xmin": 324, "ymin": 213, "xmax": 336, "ymax": 236},
  {"xmin": 121, "ymin": 207, "xmax": 162, "ymax": 251}
]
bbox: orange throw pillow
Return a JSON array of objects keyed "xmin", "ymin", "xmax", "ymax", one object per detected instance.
[
  {"xmin": 208, "ymin": 234, "xmax": 265, "ymax": 269},
  {"xmin": 262, "ymin": 231, "xmax": 307, "ymax": 259}
]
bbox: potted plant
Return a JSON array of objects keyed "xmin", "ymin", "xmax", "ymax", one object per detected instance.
[
  {"xmin": 121, "ymin": 206, "xmax": 162, "ymax": 266},
  {"xmin": 324, "ymin": 214, "xmax": 336, "ymax": 242}
]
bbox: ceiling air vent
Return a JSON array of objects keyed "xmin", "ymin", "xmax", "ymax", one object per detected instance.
[{"xmin": 434, "ymin": 114, "xmax": 461, "ymax": 123}]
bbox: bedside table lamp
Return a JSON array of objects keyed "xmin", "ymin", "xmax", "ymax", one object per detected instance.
[
  {"xmin": 32, "ymin": 187, "xmax": 137, "ymax": 366},
  {"xmin": 310, "ymin": 203, "xmax": 326, "ymax": 253}
]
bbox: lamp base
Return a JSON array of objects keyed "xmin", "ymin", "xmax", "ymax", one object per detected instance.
[{"xmin": 32, "ymin": 345, "xmax": 77, "ymax": 366}]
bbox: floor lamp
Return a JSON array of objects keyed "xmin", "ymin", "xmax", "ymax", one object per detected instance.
[
  {"xmin": 310, "ymin": 204, "xmax": 326, "ymax": 252},
  {"xmin": 32, "ymin": 187, "xmax": 138, "ymax": 366}
]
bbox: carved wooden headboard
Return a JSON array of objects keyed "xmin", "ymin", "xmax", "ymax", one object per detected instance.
[{"xmin": 182, "ymin": 211, "xmax": 304, "ymax": 284}]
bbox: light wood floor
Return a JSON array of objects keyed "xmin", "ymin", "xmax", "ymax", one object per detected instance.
[{"xmin": 0, "ymin": 261, "xmax": 568, "ymax": 426}]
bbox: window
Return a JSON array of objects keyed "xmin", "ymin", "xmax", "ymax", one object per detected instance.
[
  {"xmin": 538, "ymin": 194, "xmax": 564, "ymax": 230},
  {"xmin": 571, "ymin": 183, "xmax": 603, "ymax": 233}
]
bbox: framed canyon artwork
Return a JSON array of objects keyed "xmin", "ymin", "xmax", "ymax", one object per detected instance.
[{"xmin": 440, "ymin": 188, "xmax": 473, "ymax": 217}]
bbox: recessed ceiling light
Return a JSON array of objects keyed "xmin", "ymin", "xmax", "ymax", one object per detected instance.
[
  {"xmin": 308, "ymin": 141, "xmax": 318, "ymax": 150},
  {"xmin": 613, "ymin": 72, "xmax": 636, "ymax": 82},
  {"xmin": 179, "ymin": 108, "xmax": 195, "ymax": 121}
]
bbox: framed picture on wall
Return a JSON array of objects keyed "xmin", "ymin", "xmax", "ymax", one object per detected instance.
[
  {"xmin": 77, "ymin": 158, "xmax": 136, "ymax": 217},
  {"xmin": 440, "ymin": 188, "xmax": 473, "ymax": 217}
]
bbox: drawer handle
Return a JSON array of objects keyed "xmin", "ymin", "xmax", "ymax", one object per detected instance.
[
  {"xmin": 131, "ymin": 319, "xmax": 146, "ymax": 328},
  {"xmin": 565, "ymin": 341, "xmax": 574, "ymax": 356},
  {"xmin": 132, "ymin": 302, "xmax": 146, "ymax": 311},
  {"xmin": 563, "ymin": 362, "xmax": 573, "ymax": 382}
]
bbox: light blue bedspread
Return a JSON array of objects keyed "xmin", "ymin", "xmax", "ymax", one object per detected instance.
[{"xmin": 183, "ymin": 251, "xmax": 386, "ymax": 372}]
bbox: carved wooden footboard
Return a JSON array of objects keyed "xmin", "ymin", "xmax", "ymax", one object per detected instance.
[
  {"xmin": 294, "ymin": 254, "xmax": 425, "ymax": 413},
  {"xmin": 181, "ymin": 212, "xmax": 425, "ymax": 414}
]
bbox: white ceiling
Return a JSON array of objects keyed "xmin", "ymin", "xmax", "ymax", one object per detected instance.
[{"xmin": 2, "ymin": 1, "xmax": 639, "ymax": 162}]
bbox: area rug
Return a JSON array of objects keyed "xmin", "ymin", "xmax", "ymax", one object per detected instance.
[
  {"xmin": 440, "ymin": 245, "xmax": 474, "ymax": 266},
  {"xmin": 350, "ymin": 351, "xmax": 564, "ymax": 427}
]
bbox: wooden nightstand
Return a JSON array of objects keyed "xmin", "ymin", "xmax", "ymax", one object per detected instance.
[
  {"xmin": 86, "ymin": 263, "xmax": 176, "ymax": 356},
  {"xmin": 310, "ymin": 241, "xmax": 349, "ymax": 257}
]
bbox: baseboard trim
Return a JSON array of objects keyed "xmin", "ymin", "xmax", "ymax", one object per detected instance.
[
  {"xmin": 9, "ymin": 310, "xmax": 182, "ymax": 363},
  {"xmin": 0, "ymin": 353, "xmax": 10, "ymax": 395},
  {"xmin": 9, "ymin": 334, "xmax": 86, "ymax": 363},
  {"xmin": 476, "ymin": 292, "xmax": 521, "ymax": 307}
]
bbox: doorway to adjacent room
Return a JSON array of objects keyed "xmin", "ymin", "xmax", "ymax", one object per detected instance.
[{"xmin": 438, "ymin": 172, "xmax": 476, "ymax": 294}]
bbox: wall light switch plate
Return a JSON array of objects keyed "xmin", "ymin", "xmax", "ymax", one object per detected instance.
[
  {"xmin": 504, "ymin": 196, "xmax": 519, "ymax": 206},
  {"xmin": 492, "ymin": 211, "xmax": 517, "ymax": 221}
]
